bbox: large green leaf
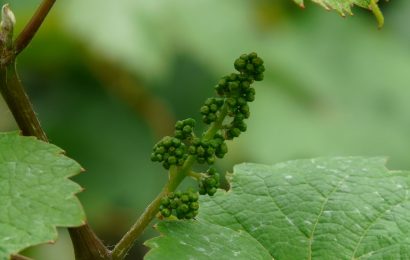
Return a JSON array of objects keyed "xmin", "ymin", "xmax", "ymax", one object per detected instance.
[
  {"xmin": 146, "ymin": 157, "xmax": 410, "ymax": 259},
  {"xmin": 0, "ymin": 132, "xmax": 85, "ymax": 260}
]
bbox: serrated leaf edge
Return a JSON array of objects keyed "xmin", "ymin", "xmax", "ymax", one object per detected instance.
[
  {"xmin": 294, "ymin": 0, "xmax": 383, "ymax": 19},
  {"xmin": 0, "ymin": 132, "xmax": 86, "ymax": 259}
]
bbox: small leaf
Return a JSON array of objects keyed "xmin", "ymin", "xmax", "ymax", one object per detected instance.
[
  {"xmin": 0, "ymin": 132, "xmax": 85, "ymax": 259},
  {"xmin": 146, "ymin": 157, "xmax": 410, "ymax": 259},
  {"xmin": 294, "ymin": 0, "xmax": 384, "ymax": 27}
]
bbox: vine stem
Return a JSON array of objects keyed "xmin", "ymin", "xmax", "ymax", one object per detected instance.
[
  {"xmin": 0, "ymin": 62, "xmax": 48, "ymax": 140},
  {"xmin": 111, "ymin": 104, "xmax": 228, "ymax": 260},
  {"xmin": 111, "ymin": 157, "xmax": 195, "ymax": 260},
  {"xmin": 188, "ymin": 171, "xmax": 203, "ymax": 180},
  {"xmin": 0, "ymin": 2, "xmax": 111, "ymax": 260},
  {"xmin": 14, "ymin": 0, "xmax": 56, "ymax": 55}
]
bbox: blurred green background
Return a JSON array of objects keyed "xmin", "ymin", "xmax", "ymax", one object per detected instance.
[{"xmin": 1, "ymin": 0, "xmax": 409, "ymax": 259}]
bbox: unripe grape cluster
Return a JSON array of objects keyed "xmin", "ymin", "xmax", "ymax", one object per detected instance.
[
  {"xmin": 187, "ymin": 134, "xmax": 227, "ymax": 165},
  {"xmin": 174, "ymin": 118, "xmax": 195, "ymax": 140},
  {"xmin": 160, "ymin": 190, "xmax": 199, "ymax": 219},
  {"xmin": 150, "ymin": 136, "xmax": 187, "ymax": 169},
  {"xmin": 152, "ymin": 53, "xmax": 264, "ymax": 220},
  {"xmin": 200, "ymin": 98, "xmax": 224, "ymax": 124},
  {"xmin": 212, "ymin": 52, "xmax": 264, "ymax": 140},
  {"xmin": 199, "ymin": 167, "xmax": 220, "ymax": 196},
  {"xmin": 151, "ymin": 52, "xmax": 264, "ymax": 168},
  {"xmin": 234, "ymin": 52, "xmax": 265, "ymax": 81}
]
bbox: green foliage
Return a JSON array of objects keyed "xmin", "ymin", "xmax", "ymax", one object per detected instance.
[
  {"xmin": 0, "ymin": 132, "xmax": 85, "ymax": 259},
  {"xmin": 0, "ymin": 1, "xmax": 403, "ymax": 259},
  {"xmin": 147, "ymin": 157, "xmax": 410, "ymax": 259}
]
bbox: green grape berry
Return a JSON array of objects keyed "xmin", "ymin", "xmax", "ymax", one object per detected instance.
[
  {"xmin": 200, "ymin": 105, "xmax": 209, "ymax": 114},
  {"xmin": 180, "ymin": 194, "xmax": 190, "ymax": 203},
  {"xmin": 161, "ymin": 197, "xmax": 170, "ymax": 207},
  {"xmin": 184, "ymin": 212, "xmax": 195, "ymax": 219},
  {"xmin": 215, "ymin": 142, "xmax": 228, "ymax": 158},
  {"xmin": 188, "ymin": 146, "xmax": 196, "ymax": 154},
  {"xmin": 168, "ymin": 156, "xmax": 177, "ymax": 165},
  {"xmin": 177, "ymin": 204, "xmax": 189, "ymax": 214},
  {"xmin": 189, "ymin": 192, "xmax": 199, "ymax": 202},
  {"xmin": 190, "ymin": 202, "xmax": 199, "ymax": 210},
  {"xmin": 169, "ymin": 199, "xmax": 179, "ymax": 209},
  {"xmin": 208, "ymin": 187, "xmax": 217, "ymax": 196},
  {"xmin": 160, "ymin": 208, "xmax": 171, "ymax": 218},
  {"xmin": 226, "ymin": 128, "xmax": 241, "ymax": 140},
  {"xmin": 206, "ymin": 157, "xmax": 215, "ymax": 164}
]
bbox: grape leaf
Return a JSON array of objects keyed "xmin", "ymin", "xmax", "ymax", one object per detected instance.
[
  {"xmin": 294, "ymin": 0, "xmax": 370, "ymax": 15},
  {"xmin": 0, "ymin": 132, "xmax": 85, "ymax": 259},
  {"xmin": 146, "ymin": 157, "xmax": 410, "ymax": 259},
  {"xmin": 293, "ymin": 0, "xmax": 384, "ymax": 28}
]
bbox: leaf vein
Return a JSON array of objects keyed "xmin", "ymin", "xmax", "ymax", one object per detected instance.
[
  {"xmin": 307, "ymin": 174, "xmax": 351, "ymax": 260},
  {"xmin": 257, "ymin": 174, "xmax": 309, "ymax": 239},
  {"xmin": 351, "ymin": 190, "xmax": 410, "ymax": 259}
]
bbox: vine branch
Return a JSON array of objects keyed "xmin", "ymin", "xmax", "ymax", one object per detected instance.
[
  {"xmin": 0, "ymin": 62, "xmax": 48, "ymax": 141},
  {"xmin": 68, "ymin": 223, "xmax": 112, "ymax": 260},
  {"xmin": 111, "ymin": 157, "xmax": 195, "ymax": 260},
  {"xmin": 14, "ymin": 0, "xmax": 56, "ymax": 55}
]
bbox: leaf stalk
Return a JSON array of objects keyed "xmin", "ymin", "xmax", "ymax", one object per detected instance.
[{"xmin": 369, "ymin": 0, "xmax": 384, "ymax": 29}]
